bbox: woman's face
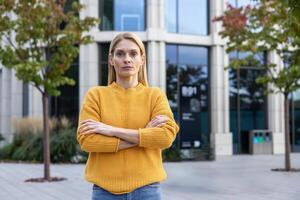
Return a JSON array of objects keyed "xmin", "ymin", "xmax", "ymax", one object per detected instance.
[{"xmin": 110, "ymin": 39, "xmax": 144, "ymax": 81}]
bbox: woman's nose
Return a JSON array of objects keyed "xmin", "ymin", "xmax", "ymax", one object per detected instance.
[{"xmin": 124, "ymin": 53, "xmax": 131, "ymax": 63}]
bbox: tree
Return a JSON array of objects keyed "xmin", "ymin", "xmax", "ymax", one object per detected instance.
[
  {"xmin": 214, "ymin": 0, "xmax": 300, "ymax": 171},
  {"xmin": 0, "ymin": 0, "xmax": 98, "ymax": 181}
]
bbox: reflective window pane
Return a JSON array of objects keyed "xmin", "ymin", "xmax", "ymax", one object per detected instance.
[
  {"xmin": 166, "ymin": 45, "xmax": 177, "ymax": 65},
  {"xmin": 99, "ymin": 0, "xmax": 145, "ymax": 31},
  {"xmin": 178, "ymin": 0, "xmax": 208, "ymax": 35},
  {"xmin": 166, "ymin": 44, "xmax": 209, "ymax": 148},
  {"xmin": 114, "ymin": 0, "xmax": 145, "ymax": 31},
  {"xmin": 229, "ymin": 52, "xmax": 267, "ymax": 154},
  {"xmin": 165, "ymin": 0, "xmax": 177, "ymax": 33},
  {"xmin": 165, "ymin": 0, "xmax": 208, "ymax": 35},
  {"xmin": 99, "ymin": 0, "xmax": 114, "ymax": 30},
  {"xmin": 50, "ymin": 57, "xmax": 79, "ymax": 123},
  {"xmin": 178, "ymin": 46, "xmax": 208, "ymax": 66},
  {"xmin": 229, "ymin": 69, "xmax": 238, "ymax": 146},
  {"xmin": 229, "ymin": 51, "xmax": 264, "ymax": 67},
  {"xmin": 292, "ymin": 90, "xmax": 300, "ymax": 151},
  {"xmin": 99, "ymin": 44, "xmax": 110, "ymax": 86},
  {"xmin": 286, "ymin": 52, "xmax": 300, "ymax": 152}
]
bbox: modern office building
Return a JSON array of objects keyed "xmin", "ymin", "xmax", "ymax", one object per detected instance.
[{"xmin": 0, "ymin": 0, "xmax": 299, "ymax": 155}]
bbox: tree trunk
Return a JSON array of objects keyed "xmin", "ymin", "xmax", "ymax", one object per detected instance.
[
  {"xmin": 284, "ymin": 94, "xmax": 291, "ymax": 171},
  {"xmin": 42, "ymin": 93, "xmax": 51, "ymax": 180}
]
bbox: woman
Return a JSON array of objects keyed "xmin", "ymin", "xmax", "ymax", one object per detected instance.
[{"xmin": 77, "ymin": 32, "xmax": 179, "ymax": 200}]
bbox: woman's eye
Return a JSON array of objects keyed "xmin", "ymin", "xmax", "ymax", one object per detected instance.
[
  {"xmin": 130, "ymin": 52, "xmax": 138, "ymax": 57},
  {"xmin": 116, "ymin": 52, "xmax": 124, "ymax": 57}
]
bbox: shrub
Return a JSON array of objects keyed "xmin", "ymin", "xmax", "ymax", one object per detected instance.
[
  {"xmin": 0, "ymin": 133, "xmax": 4, "ymax": 142},
  {"xmin": 12, "ymin": 117, "xmax": 43, "ymax": 136},
  {"xmin": 50, "ymin": 128, "xmax": 77, "ymax": 163},
  {"xmin": 11, "ymin": 133, "xmax": 43, "ymax": 162},
  {"xmin": 0, "ymin": 143, "xmax": 13, "ymax": 159},
  {"xmin": 163, "ymin": 145, "xmax": 182, "ymax": 162},
  {"xmin": 0, "ymin": 116, "xmax": 86, "ymax": 163}
]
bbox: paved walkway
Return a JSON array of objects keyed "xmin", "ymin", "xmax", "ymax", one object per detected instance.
[{"xmin": 0, "ymin": 154, "xmax": 300, "ymax": 200}]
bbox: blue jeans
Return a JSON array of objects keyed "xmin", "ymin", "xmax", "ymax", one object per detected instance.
[{"xmin": 92, "ymin": 182, "xmax": 162, "ymax": 200}]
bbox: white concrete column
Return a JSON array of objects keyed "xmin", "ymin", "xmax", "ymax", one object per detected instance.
[
  {"xmin": 79, "ymin": 0, "xmax": 99, "ymax": 105},
  {"xmin": 0, "ymin": 68, "xmax": 13, "ymax": 144},
  {"xmin": 146, "ymin": 0, "xmax": 166, "ymax": 90},
  {"xmin": 268, "ymin": 51, "xmax": 285, "ymax": 154},
  {"xmin": 79, "ymin": 43, "xmax": 99, "ymax": 106},
  {"xmin": 147, "ymin": 41, "xmax": 166, "ymax": 89},
  {"xmin": 10, "ymin": 71, "xmax": 23, "ymax": 120},
  {"xmin": 28, "ymin": 85, "xmax": 43, "ymax": 118},
  {"xmin": 0, "ymin": 68, "xmax": 25, "ymax": 145},
  {"xmin": 146, "ymin": 0, "xmax": 165, "ymax": 39},
  {"xmin": 159, "ymin": 42, "xmax": 166, "ymax": 91},
  {"xmin": 210, "ymin": 0, "xmax": 233, "ymax": 156},
  {"xmin": 210, "ymin": 46, "xmax": 233, "ymax": 156}
]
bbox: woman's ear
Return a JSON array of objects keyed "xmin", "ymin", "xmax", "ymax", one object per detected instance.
[
  {"xmin": 141, "ymin": 54, "xmax": 145, "ymax": 65},
  {"xmin": 109, "ymin": 53, "xmax": 114, "ymax": 66}
]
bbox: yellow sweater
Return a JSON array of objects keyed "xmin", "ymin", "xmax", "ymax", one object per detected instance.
[{"xmin": 77, "ymin": 82, "xmax": 179, "ymax": 194}]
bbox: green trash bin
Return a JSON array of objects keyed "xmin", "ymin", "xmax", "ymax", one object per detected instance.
[{"xmin": 249, "ymin": 130, "xmax": 273, "ymax": 154}]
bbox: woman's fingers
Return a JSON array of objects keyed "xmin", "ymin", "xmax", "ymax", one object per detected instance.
[
  {"xmin": 81, "ymin": 128, "xmax": 97, "ymax": 135},
  {"xmin": 79, "ymin": 123, "xmax": 97, "ymax": 134},
  {"xmin": 80, "ymin": 125, "xmax": 93, "ymax": 134},
  {"xmin": 147, "ymin": 115, "xmax": 169, "ymax": 128},
  {"xmin": 156, "ymin": 122, "xmax": 166, "ymax": 127}
]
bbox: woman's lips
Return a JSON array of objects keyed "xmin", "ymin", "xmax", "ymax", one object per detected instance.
[{"xmin": 122, "ymin": 66, "xmax": 134, "ymax": 70}]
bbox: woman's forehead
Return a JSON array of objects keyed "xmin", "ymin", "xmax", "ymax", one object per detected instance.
[{"xmin": 115, "ymin": 39, "xmax": 140, "ymax": 51}]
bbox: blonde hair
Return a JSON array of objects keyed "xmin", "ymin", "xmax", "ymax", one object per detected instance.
[{"xmin": 107, "ymin": 32, "xmax": 148, "ymax": 86}]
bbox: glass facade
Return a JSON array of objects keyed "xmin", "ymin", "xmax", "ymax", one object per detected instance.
[
  {"xmin": 290, "ymin": 91, "xmax": 300, "ymax": 152},
  {"xmin": 229, "ymin": 52, "xmax": 267, "ymax": 154},
  {"xmin": 166, "ymin": 45, "xmax": 209, "ymax": 146},
  {"xmin": 22, "ymin": 83, "xmax": 29, "ymax": 117},
  {"xmin": 50, "ymin": 57, "xmax": 79, "ymax": 124},
  {"xmin": 99, "ymin": 44, "xmax": 110, "ymax": 86},
  {"xmin": 165, "ymin": 0, "xmax": 208, "ymax": 35},
  {"xmin": 284, "ymin": 52, "xmax": 300, "ymax": 152},
  {"xmin": 99, "ymin": 0, "xmax": 145, "ymax": 31}
]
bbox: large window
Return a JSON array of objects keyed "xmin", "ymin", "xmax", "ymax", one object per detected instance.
[
  {"xmin": 290, "ymin": 90, "xmax": 300, "ymax": 152},
  {"xmin": 166, "ymin": 45, "xmax": 209, "ymax": 147},
  {"xmin": 99, "ymin": 43, "xmax": 110, "ymax": 86},
  {"xmin": 165, "ymin": 0, "xmax": 208, "ymax": 35},
  {"xmin": 99, "ymin": 0, "xmax": 145, "ymax": 31},
  {"xmin": 229, "ymin": 52, "xmax": 267, "ymax": 154},
  {"xmin": 50, "ymin": 57, "xmax": 79, "ymax": 124},
  {"xmin": 284, "ymin": 52, "xmax": 300, "ymax": 152}
]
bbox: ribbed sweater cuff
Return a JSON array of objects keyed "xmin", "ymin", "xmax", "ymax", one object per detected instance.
[
  {"xmin": 115, "ymin": 138, "xmax": 121, "ymax": 152},
  {"xmin": 138, "ymin": 127, "xmax": 170, "ymax": 148}
]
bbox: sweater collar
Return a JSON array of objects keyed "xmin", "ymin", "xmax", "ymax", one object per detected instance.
[{"xmin": 109, "ymin": 81, "xmax": 145, "ymax": 92}]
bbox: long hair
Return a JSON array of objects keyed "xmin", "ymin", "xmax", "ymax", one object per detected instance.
[{"xmin": 107, "ymin": 32, "xmax": 148, "ymax": 86}]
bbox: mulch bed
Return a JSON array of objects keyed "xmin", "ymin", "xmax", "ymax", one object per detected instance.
[
  {"xmin": 25, "ymin": 177, "xmax": 67, "ymax": 182},
  {"xmin": 271, "ymin": 168, "xmax": 300, "ymax": 172}
]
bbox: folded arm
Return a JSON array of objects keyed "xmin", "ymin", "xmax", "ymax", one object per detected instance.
[
  {"xmin": 77, "ymin": 88, "xmax": 136, "ymax": 153},
  {"xmin": 78, "ymin": 88, "xmax": 179, "ymax": 151}
]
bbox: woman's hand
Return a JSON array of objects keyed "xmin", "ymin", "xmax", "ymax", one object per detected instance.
[
  {"xmin": 78, "ymin": 119, "xmax": 115, "ymax": 137},
  {"xmin": 145, "ymin": 115, "xmax": 169, "ymax": 128}
]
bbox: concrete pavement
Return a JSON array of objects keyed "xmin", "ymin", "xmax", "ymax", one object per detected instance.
[{"xmin": 0, "ymin": 154, "xmax": 300, "ymax": 200}]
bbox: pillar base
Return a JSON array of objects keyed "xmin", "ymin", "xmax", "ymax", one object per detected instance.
[
  {"xmin": 210, "ymin": 132, "xmax": 233, "ymax": 156},
  {"xmin": 273, "ymin": 132, "xmax": 285, "ymax": 154}
]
